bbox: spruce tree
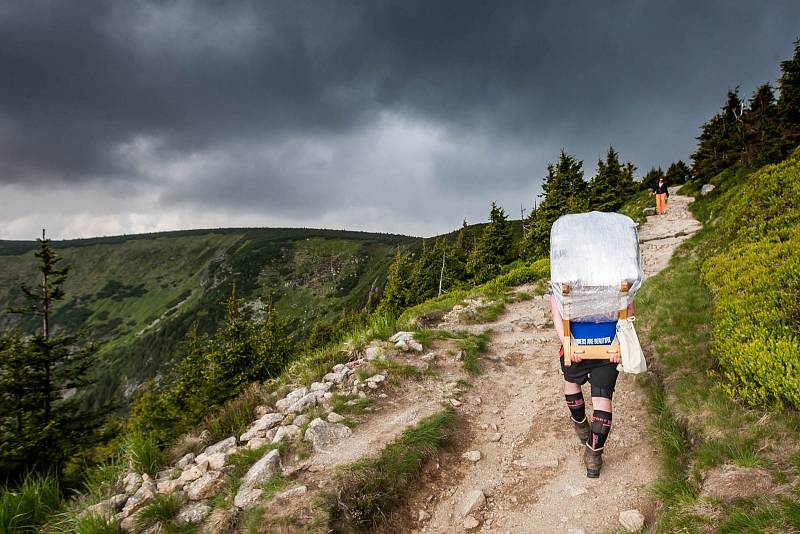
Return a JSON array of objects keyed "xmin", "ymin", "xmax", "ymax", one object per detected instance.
[
  {"xmin": 665, "ymin": 161, "xmax": 691, "ymax": 185},
  {"xmin": 742, "ymin": 84, "xmax": 781, "ymax": 166},
  {"xmin": 692, "ymin": 89, "xmax": 745, "ymax": 179},
  {"xmin": 588, "ymin": 147, "xmax": 637, "ymax": 212},
  {"xmin": 1, "ymin": 233, "xmax": 105, "ymax": 483},
  {"xmin": 466, "ymin": 202, "xmax": 514, "ymax": 283},
  {"xmin": 641, "ymin": 167, "xmax": 664, "ymax": 191},
  {"xmin": 375, "ymin": 250, "xmax": 413, "ymax": 317}
]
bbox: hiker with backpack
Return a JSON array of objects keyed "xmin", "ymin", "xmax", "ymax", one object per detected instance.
[
  {"xmin": 653, "ymin": 177, "xmax": 669, "ymax": 215},
  {"xmin": 549, "ymin": 212, "xmax": 646, "ymax": 478}
]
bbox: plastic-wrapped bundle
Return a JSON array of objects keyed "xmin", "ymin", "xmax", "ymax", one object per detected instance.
[{"xmin": 550, "ymin": 212, "xmax": 644, "ymax": 320}]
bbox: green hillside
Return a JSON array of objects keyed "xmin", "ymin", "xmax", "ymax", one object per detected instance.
[{"xmin": 0, "ymin": 223, "xmax": 525, "ymax": 409}]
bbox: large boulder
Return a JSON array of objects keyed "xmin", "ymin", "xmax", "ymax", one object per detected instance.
[
  {"xmin": 390, "ymin": 331, "xmax": 423, "ymax": 352},
  {"xmin": 286, "ymin": 392, "xmax": 318, "ymax": 414},
  {"xmin": 233, "ymin": 486, "xmax": 263, "ymax": 510},
  {"xmin": 122, "ymin": 472, "xmax": 142, "ymax": 494},
  {"xmin": 195, "ymin": 451, "xmax": 228, "ymax": 471},
  {"xmin": 303, "ymin": 418, "xmax": 352, "ymax": 452},
  {"xmin": 272, "ymin": 425, "xmax": 301, "ymax": 443}
]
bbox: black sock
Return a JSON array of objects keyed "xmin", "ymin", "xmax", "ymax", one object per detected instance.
[
  {"xmin": 588, "ymin": 410, "xmax": 612, "ymax": 450},
  {"xmin": 565, "ymin": 392, "xmax": 586, "ymax": 423}
]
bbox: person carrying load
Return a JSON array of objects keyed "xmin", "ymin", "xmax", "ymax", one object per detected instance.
[
  {"xmin": 653, "ymin": 176, "xmax": 669, "ymax": 215},
  {"xmin": 548, "ymin": 212, "xmax": 646, "ymax": 478}
]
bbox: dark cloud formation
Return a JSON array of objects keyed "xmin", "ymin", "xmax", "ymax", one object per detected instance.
[{"xmin": 1, "ymin": 1, "xmax": 799, "ymax": 239}]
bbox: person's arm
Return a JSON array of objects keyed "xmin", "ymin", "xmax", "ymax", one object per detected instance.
[{"xmin": 628, "ymin": 301, "xmax": 635, "ymax": 317}]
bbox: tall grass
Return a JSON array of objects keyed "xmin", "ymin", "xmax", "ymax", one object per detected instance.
[
  {"xmin": 0, "ymin": 473, "xmax": 62, "ymax": 533},
  {"xmin": 327, "ymin": 408, "xmax": 456, "ymax": 531},
  {"xmin": 123, "ymin": 434, "xmax": 163, "ymax": 476}
]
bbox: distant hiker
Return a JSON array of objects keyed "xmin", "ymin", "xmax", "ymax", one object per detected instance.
[
  {"xmin": 551, "ymin": 298, "xmax": 635, "ymax": 478},
  {"xmin": 654, "ymin": 177, "xmax": 669, "ymax": 215}
]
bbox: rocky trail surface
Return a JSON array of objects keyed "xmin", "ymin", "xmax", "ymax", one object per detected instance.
[
  {"xmin": 87, "ymin": 189, "xmax": 700, "ymax": 533},
  {"xmin": 403, "ymin": 188, "xmax": 701, "ymax": 534}
]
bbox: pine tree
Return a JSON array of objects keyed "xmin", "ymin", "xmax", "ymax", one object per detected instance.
[
  {"xmin": 777, "ymin": 38, "xmax": 800, "ymax": 156},
  {"xmin": 1, "ymin": 233, "xmax": 106, "ymax": 483},
  {"xmin": 466, "ymin": 202, "xmax": 514, "ymax": 283},
  {"xmin": 521, "ymin": 151, "xmax": 588, "ymax": 258}
]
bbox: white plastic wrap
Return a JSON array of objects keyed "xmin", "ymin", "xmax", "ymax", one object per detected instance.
[{"xmin": 550, "ymin": 212, "xmax": 644, "ymax": 320}]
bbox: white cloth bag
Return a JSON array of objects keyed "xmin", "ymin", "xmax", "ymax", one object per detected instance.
[{"xmin": 616, "ymin": 316, "xmax": 647, "ymax": 374}]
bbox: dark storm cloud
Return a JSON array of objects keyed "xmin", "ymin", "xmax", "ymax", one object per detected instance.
[{"xmin": 1, "ymin": 0, "xmax": 799, "ymax": 234}]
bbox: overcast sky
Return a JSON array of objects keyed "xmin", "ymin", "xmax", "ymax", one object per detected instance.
[{"xmin": 1, "ymin": 1, "xmax": 798, "ymax": 240}]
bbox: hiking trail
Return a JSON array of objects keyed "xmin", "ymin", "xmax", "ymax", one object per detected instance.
[{"xmin": 400, "ymin": 188, "xmax": 701, "ymax": 533}]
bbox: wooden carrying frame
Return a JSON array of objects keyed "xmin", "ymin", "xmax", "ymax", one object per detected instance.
[{"xmin": 562, "ymin": 281, "xmax": 629, "ymax": 367}]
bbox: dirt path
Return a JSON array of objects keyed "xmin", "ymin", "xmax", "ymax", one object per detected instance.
[{"xmin": 402, "ymin": 188, "xmax": 701, "ymax": 534}]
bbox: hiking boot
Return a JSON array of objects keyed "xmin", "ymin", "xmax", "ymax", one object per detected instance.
[
  {"xmin": 583, "ymin": 445, "xmax": 603, "ymax": 478},
  {"xmin": 572, "ymin": 418, "xmax": 590, "ymax": 443}
]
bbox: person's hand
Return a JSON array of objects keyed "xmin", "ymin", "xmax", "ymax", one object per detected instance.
[
  {"xmin": 610, "ymin": 352, "xmax": 621, "ymax": 364},
  {"xmin": 571, "ymin": 353, "xmax": 582, "ymax": 363}
]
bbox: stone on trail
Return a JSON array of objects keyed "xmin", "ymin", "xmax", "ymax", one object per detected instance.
[
  {"xmin": 178, "ymin": 463, "xmax": 207, "ymax": 484},
  {"xmin": 643, "ymin": 207, "xmax": 657, "ymax": 216},
  {"xmin": 274, "ymin": 485, "xmax": 308, "ymax": 501},
  {"xmin": 327, "ymin": 412, "xmax": 345, "ymax": 423},
  {"xmin": 463, "ymin": 515, "xmax": 480, "ymax": 530},
  {"xmin": 275, "ymin": 387, "xmax": 309, "ymax": 413},
  {"xmin": 234, "ymin": 486, "xmax": 263, "ymax": 510},
  {"xmin": 195, "ymin": 451, "xmax": 227, "ymax": 470},
  {"xmin": 304, "ymin": 418, "xmax": 352, "ymax": 452},
  {"xmin": 365, "ymin": 346, "xmax": 383, "ymax": 360},
  {"xmin": 286, "ymin": 392, "xmax": 318, "ymax": 414},
  {"xmin": 488, "ymin": 433, "xmax": 502, "ymax": 442},
  {"xmin": 460, "ymin": 489, "xmax": 486, "ymax": 517},
  {"xmin": 390, "ymin": 331, "xmax": 423, "ymax": 352},
  {"xmin": 175, "ymin": 452, "xmax": 195, "ymax": 469},
  {"xmin": 618, "ymin": 509, "xmax": 645, "ymax": 532},
  {"xmin": 272, "ymin": 424, "xmax": 301, "ymax": 443},
  {"xmin": 365, "ymin": 374, "xmax": 385, "ymax": 383},
  {"xmin": 418, "ymin": 510, "xmax": 431, "ymax": 522},
  {"xmin": 461, "ymin": 450, "xmax": 481, "ymax": 463}
]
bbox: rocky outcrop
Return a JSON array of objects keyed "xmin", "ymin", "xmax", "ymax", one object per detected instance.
[{"xmin": 304, "ymin": 418, "xmax": 352, "ymax": 452}]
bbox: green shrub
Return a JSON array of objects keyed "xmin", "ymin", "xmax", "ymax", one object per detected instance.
[
  {"xmin": 0, "ymin": 473, "xmax": 62, "ymax": 533},
  {"xmin": 702, "ymin": 226, "xmax": 800, "ymax": 408},
  {"xmin": 135, "ymin": 494, "xmax": 183, "ymax": 530},
  {"xmin": 72, "ymin": 512, "xmax": 121, "ymax": 534}
]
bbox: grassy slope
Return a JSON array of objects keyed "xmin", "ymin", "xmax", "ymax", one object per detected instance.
[{"xmin": 634, "ymin": 157, "xmax": 800, "ymax": 532}]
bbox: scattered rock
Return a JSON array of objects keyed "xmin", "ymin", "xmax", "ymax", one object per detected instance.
[
  {"xmin": 463, "ymin": 515, "xmax": 480, "ymax": 530},
  {"xmin": 390, "ymin": 331, "xmax": 423, "ymax": 352},
  {"xmin": 421, "ymin": 352, "xmax": 437, "ymax": 362},
  {"xmin": 418, "ymin": 510, "xmax": 431, "ymax": 522},
  {"xmin": 121, "ymin": 476, "xmax": 156, "ymax": 517},
  {"xmin": 178, "ymin": 463, "xmax": 207, "ymax": 485},
  {"xmin": 327, "ymin": 412, "xmax": 345, "ymax": 423},
  {"xmin": 234, "ymin": 486, "xmax": 263, "ymax": 510},
  {"xmin": 460, "ymin": 489, "xmax": 486, "ymax": 517},
  {"xmin": 156, "ymin": 467, "xmax": 180, "ymax": 481},
  {"xmin": 450, "ymin": 399, "xmax": 462, "ymax": 407},
  {"xmin": 203, "ymin": 436, "xmax": 237, "ymax": 456},
  {"xmin": 274, "ymin": 485, "xmax": 307, "ymax": 501},
  {"xmin": 643, "ymin": 207, "xmax": 657, "ymax": 216},
  {"xmin": 700, "ymin": 464, "xmax": 775, "ymax": 501},
  {"xmin": 176, "ymin": 502, "xmax": 211, "ymax": 525},
  {"xmin": 462, "ymin": 450, "xmax": 482, "ymax": 463},
  {"xmin": 195, "ymin": 452, "xmax": 227, "ymax": 471},
  {"xmin": 272, "ymin": 425, "xmax": 301, "ymax": 443},
  {"xmin": 275, "ymin": 387, "xmax": 309, "ymax": 413},
  {"xmin": 240, "ymin": 412, "xmax": 284, "ymax": 441},
  {"xmin": 287, "ymin": 392, "xmax": 318, "ymax": 414},
  {"xmin": 618, "ymin": 509, "xmax": 645, "ymax": 532},
  {"xmin": 246, "ymin": 437, "xmax": 271, "ymax": 450},
  {"xmin": 186, "ymin": 471, "xmax": 227, "ymax": 500},
  {"xmin": 365, "ymin": 346, "xmax": 383, "ymax": 360},
  {"xmin": 157, "ymin": 478, "xmax": 183, "ymax": 495},
  {"xmin": 122, "ymin": 472, "xmax": 142, "ymax": 494},
  {"xmin": 701, "ymin": 183, "xmax": 716, "ymax": 196},
  {"xmin": 175, "ymin": 453, "xmax": 196, "ymax": 470},
  {"xmin": 293, "ymin": 414, "xmax": 310, "ymax": 427},
  {"xmin": 309, "ymin": 381, "xmax": 330, "ymax": 393},
  {"xmin": 304, "ymin": 418, "xmax": 352, "ymax": 452},
  {"xmin": 241, "ymin": 449, "xmax": 282, "ymax": 488},
  {"xmin": 566, "ymin": 484, "xmax": 587, "ymax": 497},
  {"xmin": 488, "ymin": 433, "xmax": 502, "ymax": 442},
  {"xmin": 366, "ymin": 374, "xmax": 386, "ymax": 383}
]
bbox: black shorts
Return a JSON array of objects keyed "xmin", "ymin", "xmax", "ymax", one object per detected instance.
[{"xmin": 559, "ymin": 346, "xmax": 619, "ymax": 399}]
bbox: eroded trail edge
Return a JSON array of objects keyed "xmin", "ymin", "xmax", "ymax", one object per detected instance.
[{"xmin": 405, "ymin": 189, "xmax": 701, "ymax": 534}]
